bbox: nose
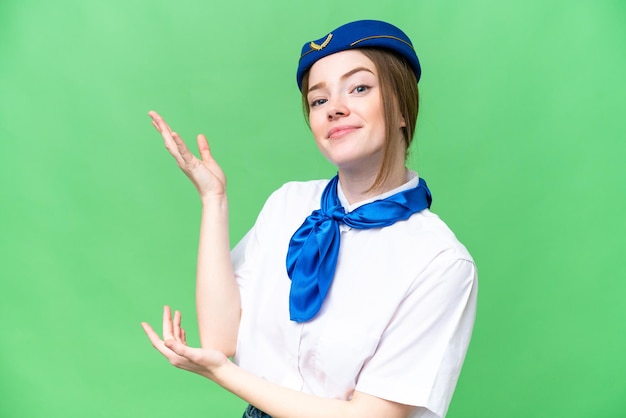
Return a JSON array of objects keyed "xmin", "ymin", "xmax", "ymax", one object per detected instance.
[{"xmin": 327, "ymin": 97, "xmax": 349, "ymax": 121}]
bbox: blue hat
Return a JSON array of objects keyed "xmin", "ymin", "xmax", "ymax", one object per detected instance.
[{"xmin": 296, "ymin": 20, "xmax": 421, "ymax": 91}]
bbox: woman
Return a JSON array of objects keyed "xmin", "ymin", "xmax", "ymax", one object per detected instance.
[{"xmin": 142, "ymin": 20, "xmax": 477, "ymax": 418}]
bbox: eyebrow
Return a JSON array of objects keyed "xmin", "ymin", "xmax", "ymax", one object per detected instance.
[{"xmin": 307, "ymin": 66, "xmax": 375, "ymax": 94}]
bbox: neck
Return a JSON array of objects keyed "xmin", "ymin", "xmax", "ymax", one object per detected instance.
[{"xmin": 338, "ymin": 163, "xmax": 407, "ymax": 205}]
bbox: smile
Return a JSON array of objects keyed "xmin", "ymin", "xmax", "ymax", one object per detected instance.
[{"xmin": 327, "ymin": 126, "xmax": 360, "ymax": 139}]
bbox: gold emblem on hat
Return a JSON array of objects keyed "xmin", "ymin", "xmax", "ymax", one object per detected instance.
[{"xmin": 310, "ymin": 33, "xmax": 333, "ymax": 51}]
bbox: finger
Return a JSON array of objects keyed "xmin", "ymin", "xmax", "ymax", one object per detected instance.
[
  {"xmin": 171, "ymin": 132, "xmax": 196, "ymax": 165},
  {"xmin": 148, "ymin": 112, "xmax": 181, "ymax": 152},
  {"xmin": 142, "ymin": 323, "xmax": 186, "ymax": 366},
  {"xmin": 173, "ymin": 310, "xmax": 183, "ymax": 341},
  {"xmin": 141, "ymin": 322, "xmax": 164, "ymax": 349},
  {"xmin": 197, "ymin": 134, "xmax": 212, "ymax": 162},
  {"xmin": 147, "ymin": 112, "xmax": 200, "ymax": 170},
  {"xmin": 181, "ymin": 328, "xmax": 187, "ymax": 344},
  {"xmin": 162, "ymin": 305, "xmax": 175, "ymax": 340},
  {"xmin": 148, "ymin": 111, "xmax": 173, "ymax": 134},
  {"xmin": 164, "ymin": 339, "xmax": 200, "ymax": 363},
  {"xmin": 148, "ymin": 112, "xmax": 184, "ymax": 159}
]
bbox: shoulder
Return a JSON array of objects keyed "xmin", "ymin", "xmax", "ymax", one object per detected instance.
[
  {"xmin": 380, "ymin": 208, "xmax": 474, "ymax": 267},
  {"xmin": 267, "ymin": 179, "xmax": 329, "ymax": 203},
  {"xmin": 363, "ymin": 208, "xmax": 476, "ymax": 299},
  {"xmin": 412, "ymin": 210, "xmax": 472, "ymax": 259},
  {"xmin": 252, "ymin": 179, "xmax": 330, "ymax": 236},
  {"xmin": 261, "ymin": 179, "xmax": 329, "ymax": 216}
]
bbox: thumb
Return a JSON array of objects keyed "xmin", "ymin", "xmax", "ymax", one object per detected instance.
[
  {"xmin": 164, "ymin": 339, "xmax": 190, "ymax": 357},
  {"xmin": 197, "ymin": 134, "xmax": 212, "ymax": 162},
  {"xmin": 164, "ymin": 339, "xmax": 205, "ymax": 365}
]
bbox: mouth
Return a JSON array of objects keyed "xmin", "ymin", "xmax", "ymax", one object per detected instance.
[{"xmin": 327, "ymin": 126, "xmax": 360, "ymax": 140}]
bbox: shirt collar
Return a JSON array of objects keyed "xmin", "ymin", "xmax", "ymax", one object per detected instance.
[{"xmin": 337, "ymin": 170, "xmax": 420, "ymax": 213}]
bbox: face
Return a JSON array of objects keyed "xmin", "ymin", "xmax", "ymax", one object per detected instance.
[{"xmin": 306, "ymin": 50, "xmax": 394, "ymax": 175}]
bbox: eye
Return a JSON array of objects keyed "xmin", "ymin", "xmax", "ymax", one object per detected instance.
[
  {"xmin": 352, "ymin": 85, "xmax": 370, "ymax": 94},
  {"xmin": 310, "ymin": 98, "xmax": 327, "ymax": 107}
]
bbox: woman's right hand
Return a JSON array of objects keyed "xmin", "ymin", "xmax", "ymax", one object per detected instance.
[{"xmin": 149, "ymin": 111, "xmax": 226, "ymax": 199}]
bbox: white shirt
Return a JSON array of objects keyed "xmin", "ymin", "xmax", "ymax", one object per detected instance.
[{"xmin": 232, "ymin": 172, "xmax": 477, "ymax": 418}]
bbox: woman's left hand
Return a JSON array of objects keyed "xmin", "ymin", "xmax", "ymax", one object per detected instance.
[
  {"xmin": 141, "ymin": 306, "xmax": 229, "ymax": 380},
  {"xmin": 143, "ymin": 309, "xmax": 417, "ymax": 418}
]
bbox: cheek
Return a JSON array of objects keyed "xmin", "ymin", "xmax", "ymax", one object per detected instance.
[{"xmin": 308, "ymin": 112, "xmax": 326, "ymax": 140}]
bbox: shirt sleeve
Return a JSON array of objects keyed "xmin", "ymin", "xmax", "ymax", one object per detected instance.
[
  {"xmin": 231, "ymin": 186, "xmax": 282, "ymax": 311},
  {"xmin": 355, "ymin": 252, "xmax": 478, "ymax": 418},
  {"xmin": 231, "ymin": 227, "xmax": 253, "ymax": 308}
]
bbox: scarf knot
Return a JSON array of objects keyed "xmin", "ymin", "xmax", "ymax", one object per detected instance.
[
  {"xmin": 327, "ymin": 205, "xmax": 347, "ymax": 222},
  {"xmin": 286, "ymin": 175, "xmax": 432, "ymax": 322}
]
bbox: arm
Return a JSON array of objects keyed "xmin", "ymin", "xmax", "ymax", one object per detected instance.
[
  {"xmin": 195, "ymin": 191, "xmax": 240, "ymax": 355},
  {"xmin": 215, "ymin": 364, "xmax": 416, "ymax": 418},
  {"xmin": 142, "ymin": 307, "xmax": 417, "ymax": 418},
  {"xmin": 149, "ymin": 112, "xmax": 240, "ymax": 355}
]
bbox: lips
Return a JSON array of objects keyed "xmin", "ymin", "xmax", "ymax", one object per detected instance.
[{"xmin": 327, "ymin": 125, "xmax": 360, "ymax": 139}]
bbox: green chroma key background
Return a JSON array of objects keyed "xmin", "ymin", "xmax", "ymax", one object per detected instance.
[{"xmin": 1, "ymin": 0, "xmax": 624, "ymax": 416}]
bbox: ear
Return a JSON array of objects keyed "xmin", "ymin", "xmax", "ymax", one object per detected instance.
[{"xmin": 400, "ymin": 115, "xmax": 406, "ymax": 128}]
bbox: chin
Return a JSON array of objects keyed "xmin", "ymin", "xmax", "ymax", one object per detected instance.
[{"xmin": 332, "ymin": 156, "xmax": 384, "ymax": 174}]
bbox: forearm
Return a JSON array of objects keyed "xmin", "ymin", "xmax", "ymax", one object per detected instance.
[
  {"xmin": 195, "ymin": 195, "xmax": 240, "ymax": 355},
  {"xmin": 211, "ymin": 361, "xmax": 414, "ymax": 418},
  {"xmin": 215, "ymin": 361, "xmax": 351, "ymax": 418}
]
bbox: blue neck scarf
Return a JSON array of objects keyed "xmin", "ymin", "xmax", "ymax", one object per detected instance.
[{"xmin": 286, "ymin": 175, "xmax": 432, "ymax": 322}]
